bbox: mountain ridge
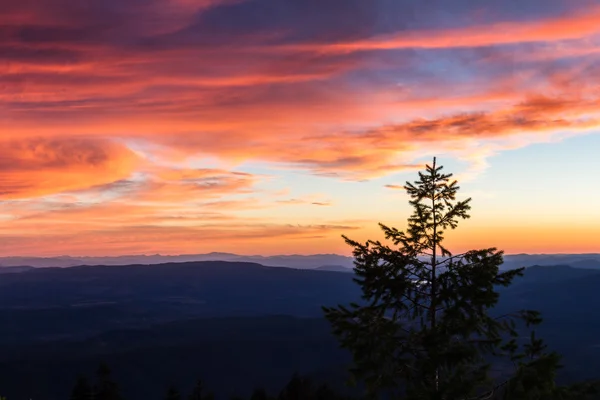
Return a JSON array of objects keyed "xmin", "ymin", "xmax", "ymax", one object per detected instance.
[{"xmin": 2, "ymin": 252, "xmax": 600, "ymax": 270}]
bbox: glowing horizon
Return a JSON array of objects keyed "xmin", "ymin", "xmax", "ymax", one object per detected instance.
[{"xmin": 1, "ymin": 0, "xmax": 599, "ymax": 257}]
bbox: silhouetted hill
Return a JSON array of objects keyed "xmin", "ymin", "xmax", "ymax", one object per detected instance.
[
  {"xmin": 315, "ymin": 265, "xmax": 353, "ymax": 272},
  {"xmin": 2, "ymin": 262, "xmax": 600, "ymax": 399},
  {"xmin": 569, "ymin": 259, "xmax": 600, "ymax": 270},
  {"xmin": 0, "ymin": 316, "xmax": 352, "ymax": 400},
  {"xmin": 0, "ymin": 261, "xmax": 359, "ymax": 343},
  {"xmin": 0, "ymin": 253, "xmax": 356, "ymax": 269},
  {"xmin": 0, "ymin": 261, "xmax": 357, "ymax": 308},
  {"xmin": 4, "ymin": 252, "xmax": 599, "ymax": 270},
  {"xmin": 497, "ymin": 265, "xmax": 600, "ymax": 308},
  {"xmin": 492, "ymin": 265, "xmax": 600, "ymax": 382},
  {"xmin": 502, "ymin": 264, "xmax": 600, "ymax": 289},
  {"xmin": 0, "ymin": 265, "xmax": 34, "ymax": 274},
  {"xmin": 498, "ymin": 254, "xmax": 600, "ymax": 271}
]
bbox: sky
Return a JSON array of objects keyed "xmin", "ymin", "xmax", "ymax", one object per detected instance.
[{"xmin": 0, "ymin": 0, "xmax": 599, "ymax": 257}]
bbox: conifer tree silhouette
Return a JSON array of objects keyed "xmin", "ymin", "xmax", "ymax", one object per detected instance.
[
  {"xmin": 323, "ymin": 157, "xmax": 562, "ymax": 399},
  {"xmin": 93, "ymin": 363, "xmax": 123, "ymax": 400},
  {"xmin": 187, "ymin": 378, "xmax": 214, "ymax": 400},
  {"xmin": 70, "ymin": 375, "xmax": 93, "ymax": 400},
  {"xmin": 277, "ymin": 374, "xmax": 313, "ymax": 400},
  {"xmin": 249, "ymin": 387, "xmax": 270, "ymax": 400},
  {"xmin": 165, "ymin": 385, "xmax": 182, "ymax": 400}
]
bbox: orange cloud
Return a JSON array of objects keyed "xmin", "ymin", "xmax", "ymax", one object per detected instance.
[
  {"xmin": 0, "ymin": 138, "xmax": 139, "ymax": 199},
  {"xmin": 147, "ymin": 89, "xmax": 599, "ymax": 180},
  {"xmin": 2, "ymin": 68, "xmax": 598, "ymax": 184},
  {"xmin": 2, "ymin": 200, "xmax": 253, "ymax": 236},
  {"xmin": 0, "ymin": 221, "xmax": 361, "ymax": 256},
  {"xmin": 131, "ymin": 168, "xmax": 259, "ymax": 203}
]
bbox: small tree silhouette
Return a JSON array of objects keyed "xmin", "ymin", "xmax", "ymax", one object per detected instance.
[
  {"xmin": 93, "ymin": 363, "xmax": 123, "ymax": 400},
  {"xmin": 165, "ymin": 385, "xmax": 182, "ymax": 400},
  {"xmin": 70, "ymin": 375, "xmax": 93, "ymax": 400},
  {"xmin": 188, "ymin": 378, "xmax": 214, "ymax": 400}
]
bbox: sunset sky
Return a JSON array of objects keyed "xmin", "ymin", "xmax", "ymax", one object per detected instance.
[{"xmin": 1, "ymin": 0, "xmax": 599, "ymax": 257}]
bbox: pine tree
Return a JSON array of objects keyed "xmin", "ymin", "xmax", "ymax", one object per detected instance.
[
  {"xmin": 93, "ymin": 363, "xmax": 123, "ymax": 400},
  {"xmin": 165, "ymin": 385, "xmax": 182, "ymax": 400},
  {"xmin": 249, "ymin": 388, "xmax": 270, "ymax": 400},
  {"xmin": 277, "ymin": 374, "xmax": 313, "ymax": 400},
  {"xmin": 314, "ymin": 383, "xmax": 339, "ymax": 400},
  {"xmin": 71, "ymin": 375, "xmax": 93, "ymax": 400},
  {"xmin": 323, "ymin": 157, "xmax": 562, "ymax": 399},
  {"xmin": 188, "ymin": 378, "xmax": 214, "ymax": 400}
]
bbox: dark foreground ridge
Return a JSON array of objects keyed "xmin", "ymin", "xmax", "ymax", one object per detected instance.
[{"xmin": 1, "ymin": 262, "xmax": 600, "ymax": 398}]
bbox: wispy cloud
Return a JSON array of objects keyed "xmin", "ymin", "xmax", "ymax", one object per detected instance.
[{"xmin": 274, "ymin": 6, "xmax": 600, "ymax": 53}]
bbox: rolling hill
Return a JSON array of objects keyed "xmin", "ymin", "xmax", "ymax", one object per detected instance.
[{"xmin": 2, "ymin": 261, "xmax": 600, "ymax": 399}]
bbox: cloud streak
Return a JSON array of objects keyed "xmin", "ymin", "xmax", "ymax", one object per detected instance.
[{"xmin": 275, "ymin": 5, "xmax": 600, "ymax": 53}]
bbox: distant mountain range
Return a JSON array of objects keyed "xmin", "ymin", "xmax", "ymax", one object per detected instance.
[
  {"xmin": 1, "ymin": 252, "xmax": 600, "ymax": 272},
  {"xmin": 0, "ymin": 253, "xmax": 355, "ymax": 270},
  {"xmin": 498, "ymin": 254, "xmax": 600, "ymax": 271},
  {"xmin": 315, "ymin": 264, "xmax": 353, "ymax": 272},
  {"xmin": 0, "ymin": 265, "xmax": 34, "ymax": 274},
  {"xmin": 0, "ymin": 261, "xmax": 360, "ymax": 344}
]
